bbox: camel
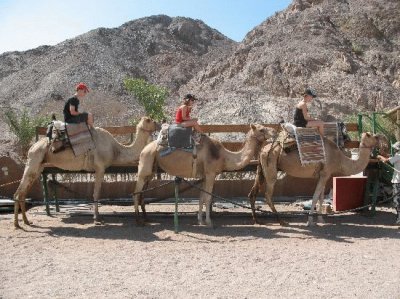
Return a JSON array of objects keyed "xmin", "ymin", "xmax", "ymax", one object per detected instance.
[
  {"xmin": 133, "ymin": 124, "xmax": 276, "ymax": 227},
  {"xmin": 13, "ymin": 116, "xmax": 158, "ymax": 228},
  {"xmin": 248, "ymin": 132, "xmax": 384, "ymax": 226}
]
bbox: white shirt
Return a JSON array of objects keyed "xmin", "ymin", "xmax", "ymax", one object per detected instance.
[{"xmin": 388, "ymin": 153, "xmax": 400, "ymax": 183}]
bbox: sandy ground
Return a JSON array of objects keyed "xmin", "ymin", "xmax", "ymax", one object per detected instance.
[{"xmin": 1, "ymin": 202, "xmax": 399, "ymax": 299}]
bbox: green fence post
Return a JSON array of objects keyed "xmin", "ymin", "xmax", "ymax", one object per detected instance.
[
  {"xmin": 357, "ymin": 114, "xmax": 363, "ymax": 139},
  {"xmin": 51, "ymin": 174, "xmax": 60, "ymax": 212},
  {"xmin": 41, "ymin": 173, "xmax": 50, "ymax": 216},
  {"xmin": 372, "ymin": 112, "xmax": 377, "ymax": 135},
  {"xmin": 174, "ymin": 177, "xmax": 181, "ymax": 233}
]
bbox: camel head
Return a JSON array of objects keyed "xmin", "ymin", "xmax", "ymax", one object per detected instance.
[
  {"xmin": 374, "ymin": 133, "xmax": 390, "ymax": 156},
  {"xmin": 136, "ymin": 116, "xmax": 159, "ymax": 133},
  {"xmin": 360, "ymin": 132, "xmax": 389, "ymax": 154},
  {"xmin": 249, "ymin": 124, "xmax": 277, "ymax": 143}
]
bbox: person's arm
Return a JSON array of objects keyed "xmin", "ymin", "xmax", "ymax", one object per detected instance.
[
  {"xmin": 181, "ymin": 106, "xmax": 191, "ymax": 121},
  {"xmin": 300, "ymin": 102, "xmax": 313, "ymax": 121},
  {"xmin": 69, "ymin": 104, "xmax": 79, "ymax": 116},
  {"xmin": 377, "ymin": 154, "xmax": 390, "ymax": 163},
  {"xmin": 69, "ymin": 98, "xmax": 80, "ymax": 116}
]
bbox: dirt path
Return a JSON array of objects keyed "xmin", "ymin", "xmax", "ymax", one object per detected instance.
[{"xmin": 1, "ymin": 203, "xmax": 399, "ymax": 298}]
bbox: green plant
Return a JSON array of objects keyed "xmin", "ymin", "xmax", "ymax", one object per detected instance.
[
  {"xmin": 351, "ymin": 42, "xmax": 363, "ymax": 56},
  {"xmin": 4, "ymin": 108, "xmax": 50, "ymax": 155},
  {"xmin": 124, "ymin": 78, "xmax": 168, "ymax": 122}
]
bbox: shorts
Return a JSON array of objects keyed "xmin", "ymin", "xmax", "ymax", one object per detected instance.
[
  {"xmin": 293, "ymin": 119, "xmax": 307, "ymax": 128},
  {"xmin": 65, "ymin": 113, "xmax": 88, "ymax": 124}
]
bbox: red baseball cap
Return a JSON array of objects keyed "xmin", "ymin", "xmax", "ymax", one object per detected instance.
[{"xmin": 76, "ymin": 82, "xmax": 89, "ymax": 92}]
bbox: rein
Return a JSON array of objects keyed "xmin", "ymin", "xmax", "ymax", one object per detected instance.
[{"xmin": 138, "ymin": 127, "xmax": 154, "ymax": 133}]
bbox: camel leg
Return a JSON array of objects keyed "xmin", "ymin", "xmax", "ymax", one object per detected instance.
[
  {"xmin": 317, "ymin": 191, "xmax": 326, "ymax": 224},
  {"xmin": 14, "ymin": 160, "xmax": 44, "ymax": 228},
  {"xmin": 203, "ymin": 175, "xmax": 216, "ymax": 228},
  {"xmin": 197, "ymin": 181, "xmax": 206, "ymax": 225},
  {"xmin": 140, "ymin": 180, "xmax": 150, "ymax": 221},
  {"xmin": 248, "ymin": 164, "xmax": 265, "ymax": 224},
  {"xmin": 92, "ymin": 169, "xmax": 105, "ymax": 224},
  {"xmin": 307, "ymin": 175, "xmax": 329, "ymax": 226},
  {"xmin": 134, "ymin": 177, "xmax": 147, "ymax": 226},
  {"xmin": 260, "ymin": 151, "xmax": 286, "ymax": 226},
  {"xmin": 134, "ymin": 150, "xmax": 155, "ymax": 226}
]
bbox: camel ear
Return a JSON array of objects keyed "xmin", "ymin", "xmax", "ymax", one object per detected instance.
[{"xmin": 250, "ymin": 124, "xmax": 256, "ymax": 131}]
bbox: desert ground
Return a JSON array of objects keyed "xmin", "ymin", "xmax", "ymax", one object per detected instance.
[{"xmin": 1, "ymin": 202, "xmax": 399, "ymax": 299}]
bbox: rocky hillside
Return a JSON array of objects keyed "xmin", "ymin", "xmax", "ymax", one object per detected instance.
[
  {"xmin": 183, "ymin": 0, "xmax": 400, "ymax": 124},
  {"xmin": 0, "ymin": 15, "xmax": 236, "ymax": 129}
]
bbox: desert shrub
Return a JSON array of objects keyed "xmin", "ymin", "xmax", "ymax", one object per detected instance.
[
  {"xmin": 351, "ymin": 43, "xmax": 363, "ymax": 56},
  {"xmin": 4, "ymin": 108, "xmax": 50, "ymax": 156},
  {"xmin": 124, "ymin": 78, "xmax": 168, "ymax": 122}
]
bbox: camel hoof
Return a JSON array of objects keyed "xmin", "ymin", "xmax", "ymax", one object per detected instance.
[
  {"xmin": 306, "ymin": 221, "xmax": 315, "ymax": 227},
  {"xmin": 252, "ymin": 219, "xmax": 265, "ymax": 225},
  {"xmin": 205, "ymin": 221, "xmax": 214, "ymax": 228},
  {"xmin": 136, "ymin": 220, "xmax": 146, "ymax": 227},
  {"xmin": 279, "ymin": 220, "xmax": 289, "ymax": 226},
  {"xmin": 14, "ymin": 223, "xmax": 22, "ymax": 229}
]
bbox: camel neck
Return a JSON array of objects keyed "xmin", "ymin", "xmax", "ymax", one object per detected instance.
[{"xmin": 222, "ymin": 135, "xmax": 259, "ymax": 171}]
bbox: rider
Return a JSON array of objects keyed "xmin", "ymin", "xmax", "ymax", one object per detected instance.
[
  {"xmin": 175, "ymin": 94, "xmax": 202, "ymax": 132},
  {"xmin": 63, "ymin": 83, "xmax": 94, "ymax": 127},
  {"xmin": 293, "ymin": 88, "xmax": 324, "ymax": 135}
]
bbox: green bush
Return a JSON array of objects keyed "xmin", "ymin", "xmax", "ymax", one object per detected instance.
[
  {"xmin": 124, "ymin": 78, "xmax": 168, "ymax": 122},
  {"xmin": 351, "ymin": 43, "xmax": 363, "ymax": 56},
  {"xmin": 4, "ymin": 108, "xmax": 50, "ymax": 156}
]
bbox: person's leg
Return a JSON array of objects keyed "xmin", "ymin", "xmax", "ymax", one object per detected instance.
[
  {"xmin": 87, "ymin": 113, "xmax": 94, "ymax": 127},
  {"xmin": 393, "ymin": 183, "xmax": 400, "ymax": 224},
  {"xmin": 182, "ymin": 119, "xmax": 203, "ymax": 133},
  {"xmin": 79, "ymin": 112, "xmax": 93, "ymax": 127},
  {"xmin": 307, "ymin": 120, "xmax": 324, "ymax": 135}
]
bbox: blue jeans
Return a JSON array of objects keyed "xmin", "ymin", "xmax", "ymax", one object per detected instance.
[{"xmin": 393, "ymin": 183, "xmax": 400, "ymax": 212}]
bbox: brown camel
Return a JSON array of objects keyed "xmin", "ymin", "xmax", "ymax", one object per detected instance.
[
  {"xmin": 133, "ymin": 124, "xmax": 276, "ymax": 227},
  {"xmin": 248, "ymin": 132, "xmax": 383, "ymax": 226},
  {"xmin": 13, "ymin": 116, "xmax": 158, "ymax": 228}
]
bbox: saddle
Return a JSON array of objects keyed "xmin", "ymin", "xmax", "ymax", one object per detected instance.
[
  {"xmin": 47, "ymin": 120, "xmax": 69, "ymax": 153},
  {"xmin": 157, "ymin": 123, "xmax": 202, "ymax": 157},
  {"xmin": 279, "ymin": 123, "xmax": 297, "ymax": 153},
  {"xmin": 47, "ymin": 120, "xmax": 95, "ymax": 156}
]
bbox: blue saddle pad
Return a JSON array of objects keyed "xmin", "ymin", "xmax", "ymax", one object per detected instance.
[{"xmin": 168, "ymin": 124, "xmax": 193, "ymax": 149}]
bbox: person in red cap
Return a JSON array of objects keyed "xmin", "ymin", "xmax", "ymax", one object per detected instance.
[
  {"xmin": 175, "ymin": 93, "xmax": 202, "ymax": 132},
  {"xmin": 63, "ymin": 83, "xmax": 94, "ymax": 127}
]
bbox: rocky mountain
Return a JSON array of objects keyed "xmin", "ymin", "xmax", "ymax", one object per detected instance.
[
  {"xmin": 183, "ymin": 0, "xmax": 400, "ymax": 124},
  {"xmin": 0, "ymin": 15, "xmax": 236, "ymax": 129},
  {"xmin": 1, "ymin": 0, "xmax": 400, "ymax": 157}
]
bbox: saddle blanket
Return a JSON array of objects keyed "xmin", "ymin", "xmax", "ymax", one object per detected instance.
[
  {"xmin": 66, "ymin": 122, "xmax": 95, "ymax": 156},
  {"xmin": 323, "ymin": 122, "xmax": 343, "ymax": 147},
  {"xmin": 157, "ymin": 123, "xmax": 197, "ymax": 157},
  {"xmin": 294, "ymin": 127, "xmax": 326, "ymax": 166}
]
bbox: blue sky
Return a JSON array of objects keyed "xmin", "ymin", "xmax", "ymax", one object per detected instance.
[{"xmin": 0, "ymin": 0, "xmax": 291, "ymax": 54}]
